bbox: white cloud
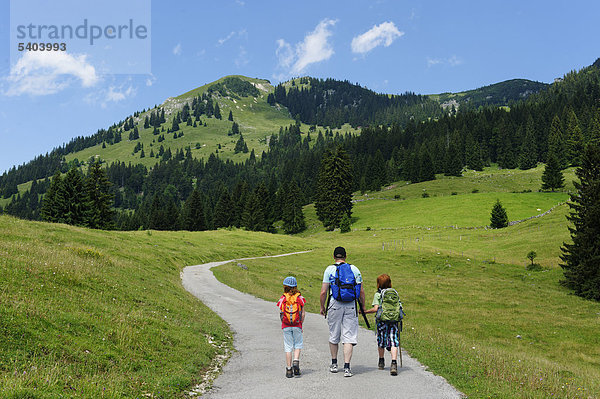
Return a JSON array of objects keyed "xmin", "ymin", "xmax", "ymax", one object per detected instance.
[
  {"xmin": 351, "ymin": 21, "xmax": 403, "ymax": 54},
  {"xmin": 448, "ymin": 55, "xmax": 463, "ymax": 66},
  {"xmin": 291, "ymin": 18, "xmax": 337, "ymax": 75},
  {"xmin": 106, "ymin": 85, "xmax": 135, "ymax": 103},
  {"xmin": 145, "ymin": 74, "xmax": 156, "ymax": 87},
  {"xmin": 173, "ymin": 43, "xmax": 182, "ymax": 56},
  {"xmin": 427, "ymin": 57, "xmax": 442, "ymax": 67},
  {"xmin": 4, "ymin": 51, "xmax": 98, "ymax": 96},
  {"xmin": 218, "ymin": 31, "xmax": 236, "ymax": 46},
  {"xmin": 235, "ymin": 46, "xmax": 249, "ymax": 68},
  {"xmin": 427, "ymin": 55, "xmax": 463, "ymax": 68},
  {"xmin": 276, "ymin": 39, "xmax": 294, "ymax": 70}
]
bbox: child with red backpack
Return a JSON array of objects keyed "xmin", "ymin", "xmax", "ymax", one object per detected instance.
[{"xmin": 276, "ymin": 276, "xmax": 306, "ymax": 378}]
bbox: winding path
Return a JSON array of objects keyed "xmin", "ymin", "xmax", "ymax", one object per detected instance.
[{"xmin": 181, "ymin": 252, "xmax": 464, "ymax": 398}]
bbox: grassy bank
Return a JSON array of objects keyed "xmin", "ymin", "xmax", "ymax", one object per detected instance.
[
  {"xmin": 213, "ymin": 229, "xmax": 599, "ymax": 398},
  {"xmin": 213, "ymin": 168, "xmax": 598, "ymax": 398},
  {"xmin": 0, "ymin": 215, "xmax": 311, "ymax": 398}
]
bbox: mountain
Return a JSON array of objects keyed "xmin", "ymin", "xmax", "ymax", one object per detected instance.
[
  {"xmin": 2, "ymin": 60, "xmax": 600, "ymax": 231},
  {"xmin": 429, "ymin": 78, "xmax": 549, "ymax": 111}
]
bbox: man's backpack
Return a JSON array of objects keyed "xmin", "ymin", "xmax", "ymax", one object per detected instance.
[
  {"xmin": 330, "ymin": 263, "xmax": 361, "ymax": 302},
  {"xmin": 279, "ymin": 293, "xmax": 302, "ymax": 325},
  {"xmin": 375, "ymin": 288, "xmax": 404, "ymax": 323}
]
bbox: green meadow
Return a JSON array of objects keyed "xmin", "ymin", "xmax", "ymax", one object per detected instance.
[
  {"xmin": 0, "ymin": 215, "xmax": 309, "ymax": 398},
  {"xmin": 63, "ymin": 76, "xmax": 358, "ymax": 169},
  {"xmin": 213, "ymin": 168, "xmax": 600, "ymax": 399}
]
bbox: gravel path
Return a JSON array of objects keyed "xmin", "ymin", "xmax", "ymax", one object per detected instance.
[{"xmin": 181, "ymin": 252, "xmax": 464, "ymax": 399}]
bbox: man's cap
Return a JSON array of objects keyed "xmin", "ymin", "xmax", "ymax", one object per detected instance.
[
  {"xmin": 333, "ymin": 246, "xmax": 346, "ymax": 258},
  {"xmin": 283, "ymin": 276, "xmax": 297, "ymax": 287}
]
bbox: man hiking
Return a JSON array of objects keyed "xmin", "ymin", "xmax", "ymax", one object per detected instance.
[{"xmin": 320, "ymin": 246, "xmax": 366, "ymax": 377}]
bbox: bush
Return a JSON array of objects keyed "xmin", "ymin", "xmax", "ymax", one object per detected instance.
[
  {"xmin": 472, "ymin": 189, "xmax": 479, "ymax": 193},
  {"xmin": 422, "ymin": 192, "xmax": 430, "ymax": 198},
  {"xmin": 451, "ymin": 192, "xmax": 458, "ymax": 195},
  {"xmin": 526, "ymin": 263, "xmax": 544, "ymax": 271}
]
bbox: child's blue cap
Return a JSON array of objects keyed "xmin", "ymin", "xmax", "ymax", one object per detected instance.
[{"xmin": 283, "ymin": 276, "xmax": 297, "ymax": 287}]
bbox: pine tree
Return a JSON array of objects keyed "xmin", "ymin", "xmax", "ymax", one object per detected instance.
[
  {"xmin": 340, "ymin": 213, "xmax": 351, "ymax": 233},
  {"xmin": 234, "ymin": 134, "xmax": 247, "ymax": 154},
  {"xmin": 560, "ymin": 143, "xmax": 600, "ymax": 300},
  {"xmin": 182, "ymin": 189, "xmax": 206, "ymax": 231},
  {"xmin": 241, "ymin": 192, "xmax": 265, "ymax": 231},
  {"xmin": 465, "ymin": 132, "xmax": 483, "ymax": 171},
  {"xmin": 548, "ymin": 115, "xmax": 567, "ymax": 169},
  {"xmin": 40, "ymin": 171, "xmax": 64, "ymax": 222},
  {"xmin": 172, "ymin": 116, "xmax": 180, "ymax": 132},
  {"xmin": 490, "ymin": 199, "xmax": 508, "ymax": 229},
  {"xmin": 228, "ymin": 110, "xmax": 234, "ymax": 121},
  {"xmin": 565, "ymin": 109, "xmax": 584, "ymax": 167},
  {"xmin": 281, "ymin": 181, "xmax": 306, "ymax": 234},
  {"xmin": 84, "ymin": 161, "xmax": 114, "ymax": 229},
  {"xmin": 213, "ymin": 188, "xmax": 233, "ymax": 228},
  {"xmin": 315, "ymin": 147, "xmax": 353, "ymax": 230},
  {"xmin": 214, "ymin": 103, "xmax": 222, "ymax": 119},
  {"xmin": 519, "ymin": 116, "xmax": 538, "ymax": 170},
  {"xmin": 418, "ymin": 145, "xmax": 436, "ymax": 182},
  {"xmin": 62, "ymin": 166, "xmax": 86, "ymax": 226},
  {"xmin": 541, "ymin": 153, "xmax": 564, "ymax": 191}
]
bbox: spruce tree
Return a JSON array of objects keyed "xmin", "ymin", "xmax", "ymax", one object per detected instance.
[
  {"xmin": 560, "ymin": 143, "xmax": 600, "ymax": 300},
  {"xmin": 234, "ymin": 134, "xmax": 246, "ymax": 154},
  {"xmin": 418, "ymin": 145, "xmax": 436, "ymax": 182},
  {"xmin": 465, "ymin": 132, "xmax": 483, "ymax": 171},
  {"xmin": 315, "ymin": 147, "xmax": 353, "ymax": 230},
  {"xmin": 241, "ymin": 192, "xmax": 265, "ymax": 231},
  {"xmin": 541, "ymin": 153, "xmax": 564, "ymax": 192},
  {"xmin": 40, "ymin": 171, "xmax": 64, "ymax": 222},
  {"xmin": 172, "ymin": 116, "xmax": 180, "ymax": 132},
  {"xmin": 548, "ymin": 115, "xmax": 567, "ymax": 169},
  {"xmin": 213, "ymin": 188, "xmax": 233, "ymax": 228},
  {"xmin": 281, "ymin": 181, "xmax": 306, "ymax": 234},
  {"xmin": 519, "ymin": 116, "xmax": 538, "ymax": 170},
  {"xmin": 183, "ymin": 189, "xmax": 205, "ymax": 231},
  {"xmin": 340, "ymin": 213, "xmax": 351, "ymax": 233},
  {"xmin": 565, "ymin": 109, "xmax": 584, "ymax": 167},
  {"xmin": 214, "ymin": 103, "xmax": 222, "ymax": 119},
  {"xmin": 228, "ymin": 110, "xmax": 234, "ymax": 121},
  {"xmin": 84, "ymin": 161, "xmax": 114, "ymax": 229},
  {"xmin": 62, "ymin": 166, "xmax": 86, "ymax": 226},
  {"xmin": 490, "ymin": 199, "xmax": 508, "ymax": 229}
]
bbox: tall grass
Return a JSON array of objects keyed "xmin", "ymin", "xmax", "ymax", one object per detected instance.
[{"xmin": 0, "ymin": 215, "xmax": 310, "ymax": 398}]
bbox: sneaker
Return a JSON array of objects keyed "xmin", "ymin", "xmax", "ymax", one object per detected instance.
[
  {"xmin": 390, "ymin": 363, "xmax": 398, "ymax": 376},
  {"xmin": 344, "ymin": 367, "xmax": 353, "ymax": 377},
  {"xmin": 293, "ymin": 364, "xmax": 301, "ymax": 376},
  {"xmin": 286, "ymin": 368, "xmax": 293, "ymax": 378},
  {"xmin": 378, "ymin": 359, "xmax": 385, "ymax": 370},
  {"xmin": 329, "ymin": 363, "xmax": 338, "ymax": 373}
]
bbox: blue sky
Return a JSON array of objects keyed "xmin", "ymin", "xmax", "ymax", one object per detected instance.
[{"xmin": 1, "ymin": 0, "xmax": 599, "ymax": 173}]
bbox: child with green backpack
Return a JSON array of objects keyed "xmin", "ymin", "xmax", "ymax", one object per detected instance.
[
  {"xmin": 276, "ymin": 276, "xmax": 306, "ymax": 378},
  {"xmin": 364, "ymin": 273, "xmax": 404, "ymax": 375}
]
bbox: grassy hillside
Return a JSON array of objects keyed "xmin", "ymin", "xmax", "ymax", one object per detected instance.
[
  {"xmin": 0, "ymin": 215, "xmax": 311, "ymax": 398},
  {"xmin": 63, "ymin": 76, "xmax": 358, "ymax": 169},
  {"xmin": 214, "ymin": 168, "xmax": 600, "ymax": 398}
]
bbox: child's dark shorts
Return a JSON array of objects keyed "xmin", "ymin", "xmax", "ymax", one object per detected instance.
[{"xmin": 376, "ymin": 321, "xmax": 399, "ymax": 350}]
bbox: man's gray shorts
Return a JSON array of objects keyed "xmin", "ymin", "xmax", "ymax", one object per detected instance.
[{"xmin": 327, "ymin": 299, "xmax": 358, "ymax": 345}]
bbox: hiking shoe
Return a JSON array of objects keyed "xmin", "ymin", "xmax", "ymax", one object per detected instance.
[
  {"xmin": 329, "ymin": 363, "xmax": 338, "ymax": 373},
  {"xmin": 286, "ymin": 368, "xmax": 293, "ymax": 378},
  {"xmin": 390, "ymin": 363, "xmax": 398, "ymax": 376},
  {"xmin": 344, "ymin": 367, "xmax": 353, "ymax": 377},
  {"xmin": 378, "ymin": 359, "xmax": 385, "ymax": 370},
  {"xmin": 293, "ymin": 364, "xmax": 301, "ymax": 376}
]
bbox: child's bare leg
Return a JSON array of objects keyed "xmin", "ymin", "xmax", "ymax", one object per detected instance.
[
  {"xmin": 378, "ymin": 347, "xmax": 385, "ymax": 358},
  {"xmin": 293, "ymin": 348, "xmax": 301, "ymax": 361},
  {"xmin": 285, "ymin": 351, "xmax": 293, "ymax": 367}
]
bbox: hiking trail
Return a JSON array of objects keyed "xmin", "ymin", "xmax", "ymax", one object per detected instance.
[{"xmin": 181, "ymin": 252, "xmax": 464, "ymax": 398}]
